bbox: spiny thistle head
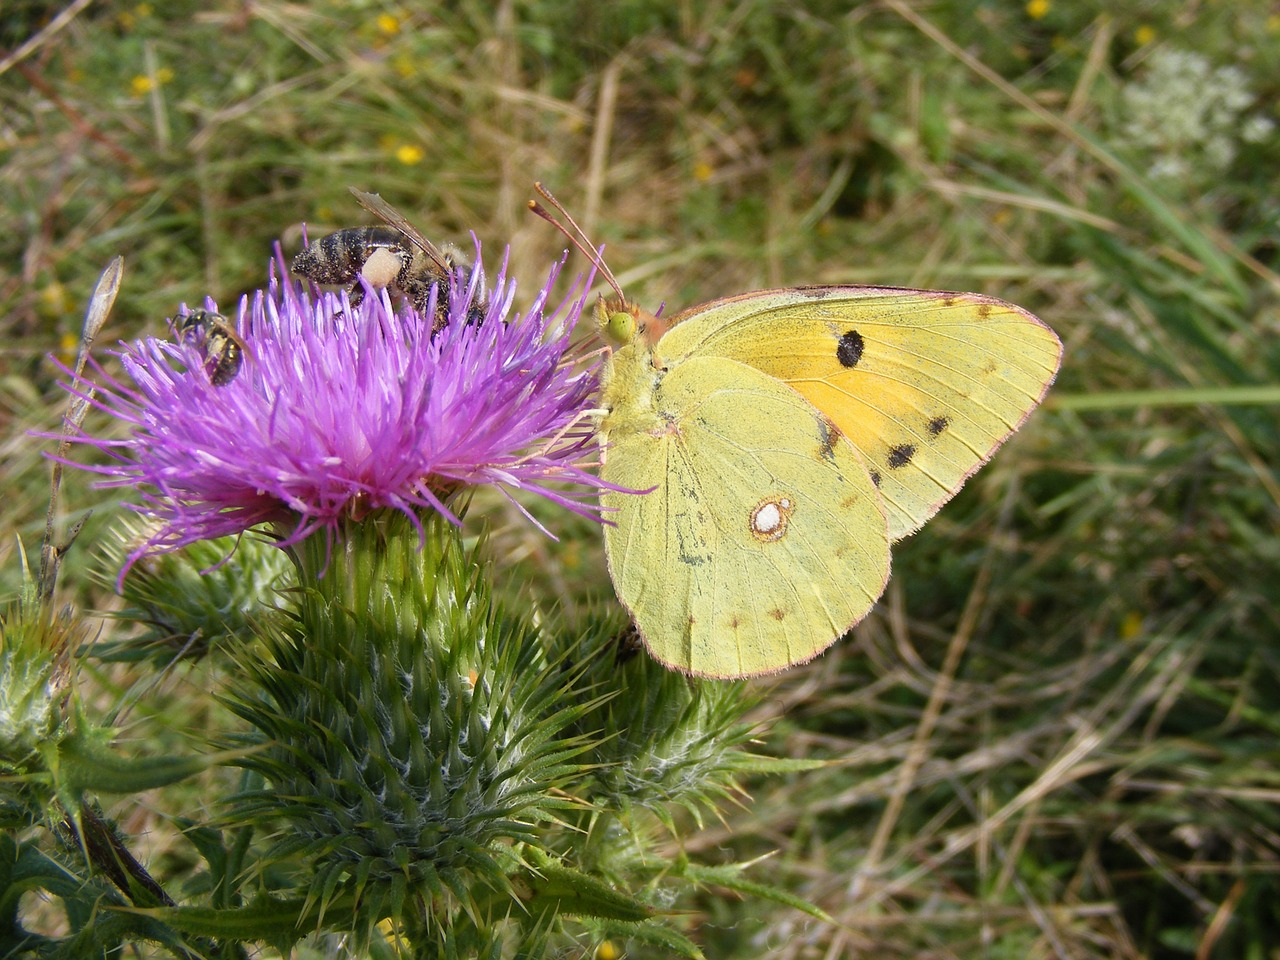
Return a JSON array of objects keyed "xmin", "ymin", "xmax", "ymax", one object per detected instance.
[
  {"xmin": 90, "ymin": 521, "xmax": 295, "ymax": 664},
  {"xmin": 0, "ymin": 594, "xmax": 75, "ymax": 775},
  {"xmin": 53, "ymin": 243, "xmax": 606, "ymax": 583},
  {"xmin": 570, "ymin": 619, "xmax": 760, "ymax": 827},
  {"xmin": 0, "ymin": 583, "xmax": 85, "ymax": 827},
  {"xmin": 221, "ymin": 512, "xmax": 596, "ymax": 938}
]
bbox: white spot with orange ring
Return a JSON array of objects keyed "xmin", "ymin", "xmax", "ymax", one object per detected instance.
[{"xmin": 750, "ymin": 496, "xmax": 794, "ymax": 542}]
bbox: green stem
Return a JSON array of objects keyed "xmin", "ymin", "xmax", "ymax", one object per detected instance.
[{"xmin": 283, "ymin": 508, "xmax": 473, "ymax": 644}]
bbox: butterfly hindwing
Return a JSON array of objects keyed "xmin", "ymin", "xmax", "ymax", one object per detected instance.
[
  {"xmin": 657, "ymin": 287, "xmax": 1063, "ymax": 540},
  {"xmin": 600, "ymin": 351, "xmax": 890, "ymax": 677}
]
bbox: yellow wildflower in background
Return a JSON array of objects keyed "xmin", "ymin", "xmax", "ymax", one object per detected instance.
[
  {"xmin": 58, "ymin": 331, "xmax": 79, "ymax": 367},
  {"xmin": 40, "ymin": 282, "xmax": 69, "ymax": 318},
  {"xmin": 1120, "ymin": 611, "xmax": 1143, "ymax": 639},
  {"xmin": 395, "ymin": 144, "xmax": 425, "ymax": 166},
  {"xmin": 1026, "ymin": 0, "xmax": 1050, "ymax": 20},
  {"xmin": 392, "ymin": 53, "xmax": 417, "ymax": 78},
  {"xmin": 117, "ymin": 3, "xmax": 152, "ymax": 30},
  {"xmin": 130, "ymin": 67, "xmax": 173, "ymax": 97}
]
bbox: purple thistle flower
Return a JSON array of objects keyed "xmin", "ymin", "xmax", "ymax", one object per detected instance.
[{"xmin": 55, "ymin": 243, "xmax": 607, "ymax": 576}]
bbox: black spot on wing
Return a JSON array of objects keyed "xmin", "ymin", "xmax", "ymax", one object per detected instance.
[
  {"xmin": 870, "ymin": 470, "xmax": 881, "ymax": 487},
  {"xmin": 887, "ymin": 444, "xmax": 916, "ymax": 469},
  {"xmin": 836, "ymin": 330, "xmax": 865, "ymax": 368},
  {"xmin": 927, "ymin": 415, "xmax": 950, "ymax": 436}
]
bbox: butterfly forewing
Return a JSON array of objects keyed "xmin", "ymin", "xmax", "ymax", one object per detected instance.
[
  {"xmin": 657, "ymin": 287, "xmax": 1062, "ymax": 540},
  {"xmin": 600, "ymin": 351, "xmax": 890, "ymax": 677}
]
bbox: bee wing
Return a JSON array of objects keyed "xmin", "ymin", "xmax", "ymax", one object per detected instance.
[
  {"xmin": 349, "ymin": 188, "xmax": 453, "ymax": 275},
  {"xmin": 212, "ymin": 317, "xmax": 248, "ymax": 353}
]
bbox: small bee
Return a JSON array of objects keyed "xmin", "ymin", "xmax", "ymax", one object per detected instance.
[
  {"xmin": 614, "ymin": 623, "xmax": 645, "ymax": 666},
  {"xmin": 173, "ymin": 309, "xmax": 244, "ymax": 386},
  {"xmin": 291, "ymin": 188, "xmax": 485, "ymax": 335}
]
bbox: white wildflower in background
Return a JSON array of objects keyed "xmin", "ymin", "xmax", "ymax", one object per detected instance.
[{"xmin": 1116, "ymin": 48, "xmax": 1274, "ymax": 184}]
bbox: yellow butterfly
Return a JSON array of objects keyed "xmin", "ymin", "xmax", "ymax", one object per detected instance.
[{"xmin": 533, "ymin": 188, "xmax": 1063, "ymax": 679}]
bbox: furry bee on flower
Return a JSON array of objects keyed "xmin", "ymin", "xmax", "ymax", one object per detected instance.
[
  {"xmin": 291, "ymin": 188, "xmax": 485, "ymax": 334},
  {"xmin": 172, "ymin": 308, "xmax": 244, "ymax": 386}
]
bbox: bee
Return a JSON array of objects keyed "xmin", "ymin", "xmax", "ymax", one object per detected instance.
[
  {"xmin": 173, "ymin": 309, "xmax": 245, "ymax": 386},
  {"xmin": 291, "ymin": 188, "xmax": 485, "ymax": 334}
]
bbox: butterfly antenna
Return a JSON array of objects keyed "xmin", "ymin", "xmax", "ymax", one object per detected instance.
[{"xmin": 529, "ymin": 182, "xmax": 625, "ymax": 302}]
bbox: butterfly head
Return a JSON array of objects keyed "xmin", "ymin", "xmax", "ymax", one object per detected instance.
[{"xmin": 596, "ymin": 296, "xmax": 665, "ymax": 349}]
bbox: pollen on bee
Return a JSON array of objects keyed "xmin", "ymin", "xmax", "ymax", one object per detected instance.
[
  {"xmin": 750, "ymin": 496, "xmax": 794, "ymax": 543},
  {"xmin": 360, "ymin": 246, "xmax": 404, "ymax": 287}
]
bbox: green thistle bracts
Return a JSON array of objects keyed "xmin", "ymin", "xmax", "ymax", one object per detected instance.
[
  {"xmin": 1, "ymin": 592, "xmax": 74, "ymax": 832},
  {"xmin": 0, "ymin": 604, "xmax": 66, "ymax": 774},
  {"xmin": 567, "ymin": 626, "xmax": 760, "ymax": 826},
  {"xmin": 222, "ymin": 511, "xmax": 593, "ymax": 933},
  {"xmin": 93, "ymin": 523, "xmax": 294, "ymax": 664}
]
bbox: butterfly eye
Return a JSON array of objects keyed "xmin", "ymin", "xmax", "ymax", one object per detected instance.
[
  {"xmin": 593, "ymin": 297, "xmax": 631, "ymax": 346},
  {"xmin": 603, "ymin": 308, "xmax": 636, "ymax": 346}
]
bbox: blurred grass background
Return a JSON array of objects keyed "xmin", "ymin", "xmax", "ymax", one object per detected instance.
[{"xmin": 3, "ymin": 0, "xmax": 1278, "ymax": 956}]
